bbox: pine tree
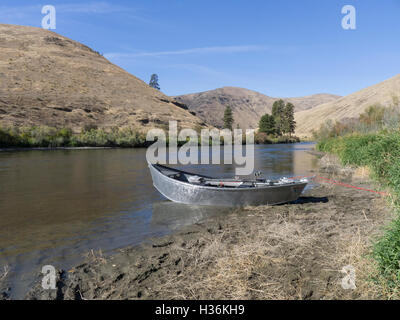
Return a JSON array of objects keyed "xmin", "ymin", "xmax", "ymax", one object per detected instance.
[
  {"xmin": 271, "ymin": 99, "xmax": 285, "ymax": 135},
  {"xmin": 283, "ymin": 102, "xmax": 296, "ymax": 136},
  {"xmin": 149, "ymin": 74, "xmax": 160, "ymax": 90},
  {"xmin": 258, "ymin": 114, "xmax": 276, "ymax": 135},
  {"xmin": 223, "ymin": 106, "xmax": 234, "ymax": 130}
]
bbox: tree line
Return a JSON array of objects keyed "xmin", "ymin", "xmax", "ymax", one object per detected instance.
[
  {"xmin": 148, "ymin": 74, "xmax": 296, "ymax": 139},
  {"xmin": 223, "ymin": 99, "xmax": 296, "ymax": 137},
  {"xmin": 258, "ymin": 99, "xmax": 296, "ymax": 137}
]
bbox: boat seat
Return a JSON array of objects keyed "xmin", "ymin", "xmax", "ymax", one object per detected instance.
[
  {"xmin": 160, "ymin": 169, "xmax": 180, "ymax": 176},
  {"xmin": 187, "ymin": 175, "xmax": 204, "ymax": 184}
]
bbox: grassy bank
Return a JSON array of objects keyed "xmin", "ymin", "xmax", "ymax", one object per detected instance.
[
  {"xmin": 317, "ymin": 132, "xmax": 400, "ymax": 296},
  {"xmin": 0, "ymin": 126, "xmax": 148, "ymax": 148},
  {"xmin": 0, "ymin": 125, "xmax": 301, "ymax": 149},
  {"xmin": 254, "ymin": 132, "xmax": 300, "ymax": 144}
]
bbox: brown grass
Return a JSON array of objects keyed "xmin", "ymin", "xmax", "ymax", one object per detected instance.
[
  {"xmin": 152, "ymin": 201, "xmax": 384, "ymax": 300},
  {"xmin": 0, "ymin": 265, "xmax": 9, "ymax": 282}
]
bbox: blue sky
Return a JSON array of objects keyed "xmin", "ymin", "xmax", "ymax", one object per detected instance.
[{"xmin": 1, "ymin": 0, "xmax": 399, "ymax": 97}]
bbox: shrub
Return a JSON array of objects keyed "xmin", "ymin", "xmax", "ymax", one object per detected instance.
[
  {"xmin": 317, "ymin": 131, "xmax": 400, "ymax": 290},
  {"xmin": 0, "ymin": 126, "xmax": 146, "ymax": 148}
]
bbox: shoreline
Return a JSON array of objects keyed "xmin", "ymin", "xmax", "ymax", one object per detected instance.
[
  {"xmin": 0, "ymin": 141, "xmax": 313, "ymax": 152},
  {"xmin": 0, "ymin": 146, "xmax": 115, "ymax": 152},
  {"xmin": 11, "ymin": 152, "xmax": 391, "ymax": 300}
]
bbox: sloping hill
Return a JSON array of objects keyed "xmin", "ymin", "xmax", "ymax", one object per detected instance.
[
  {"xmin": 0, "ymin": 24, "xmax": 206, "ymax": 133},
  {"xmin": 295, "ymin": 74, "xmax": 400, "ymax": 137},
  {"xmin": 175, "ymin": 87, "xmax": 340, "ymax": 129}
]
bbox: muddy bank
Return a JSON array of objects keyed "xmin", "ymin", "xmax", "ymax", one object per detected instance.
[{"xmin": 21, "ymin": 154, "xmax": 391, "ymax": 300}]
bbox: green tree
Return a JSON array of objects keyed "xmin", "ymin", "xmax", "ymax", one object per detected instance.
[
  {"xmin": 258, "ymin": 114, "xmax": 276, "ymax": 135},
  {"xmin": 271, "ymin": 99, "xmax": 285, "ymax": 135},
  {"xmin": 149, "ymin": 74, "xmax": 160, "ymax": 90},
  {"xmin": 282, "ymin": 102, "xmax": 296, "ymax": 136},
  {"xmin": 223, "ymin": 106, "xmax": 234, "ymax": 130}
]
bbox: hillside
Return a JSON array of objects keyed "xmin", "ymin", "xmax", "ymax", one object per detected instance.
[
  {"xmin": 295, "ymin": 74, "xmax": 400, "ymax": 137},
  {"xmin": 0, "ymin": 24, "xmax": 206, "ymax": 133},
  {"xmin": 175, "ymin": 87, "xmax": 340, "ymax": 129}
]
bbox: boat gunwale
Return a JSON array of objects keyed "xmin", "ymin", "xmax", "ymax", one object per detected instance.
[{"xmin": 149, "ymin": 163, "xmax": 308, "ymax": 192}]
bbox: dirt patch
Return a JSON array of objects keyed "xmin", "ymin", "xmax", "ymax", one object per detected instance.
[{"xmin": 25, "ymin": 156, "xmax": 391, "ymax": 300}]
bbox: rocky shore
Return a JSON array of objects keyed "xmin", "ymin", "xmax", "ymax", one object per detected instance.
[{"xmin": 1, "ymin": 154, "xmax": 391, "ymax": 300}]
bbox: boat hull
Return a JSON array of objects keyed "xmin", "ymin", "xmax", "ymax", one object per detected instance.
[{"xmin": 149, "ymin": 164, "xmax": 307, "ymax": 207}]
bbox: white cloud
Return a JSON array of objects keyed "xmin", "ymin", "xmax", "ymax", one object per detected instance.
[
  {"xmin": 56, "ymin": 2, "xmax": 134, "ymax": 14},
  {"xmin": 105, "ymin": 45, "xmax": 270, "ymax": 59}
]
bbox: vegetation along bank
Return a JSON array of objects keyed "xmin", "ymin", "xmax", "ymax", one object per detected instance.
[{"xmin": 314, "ymin": 98, "xmax": 400, "ymax": 297}]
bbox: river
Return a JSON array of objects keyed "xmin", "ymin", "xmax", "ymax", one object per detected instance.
[{"xmin": 0, "ymin": 142, "xmax": 317, "ymax": 298}]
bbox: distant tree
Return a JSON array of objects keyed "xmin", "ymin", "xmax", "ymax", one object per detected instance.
[
  {"xmin": 258, "ymin": 114, "xmax": 276, "ymax": 135},
  {"xmin": 271, "ymin": 99, "xmax": 285, "ymax": 135},
  {"xmin": 149, "ymin": 74, "xmax": 160, "ymax": 90},
  {"xmin": 223, "ymin": 106, "xmax": 234, "ymax": 130},
  {"xmin": 282, "ymin": 102, "xmax": 296, "ymax": 136}
]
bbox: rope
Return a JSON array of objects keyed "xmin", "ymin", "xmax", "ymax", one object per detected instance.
[{"xmin": 288, "ymin": 175, "xmax": 389, "ymax": 196}]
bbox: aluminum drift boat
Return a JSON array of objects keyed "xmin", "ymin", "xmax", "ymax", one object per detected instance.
[{"xmin": 148, "ymin": 163, "xmax": 308, "ymax": 207}]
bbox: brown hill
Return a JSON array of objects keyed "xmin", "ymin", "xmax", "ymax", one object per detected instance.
[
  {"xmin": 295, "ymin": 74, "xmax": 400, "ymax": 137},
  {"xmin": 175, "ymin": 87, "xmax": 340, "ymax": 129},
  {"xmin": 0, "ymin": 24, "xmax": 206, "ymax": 133}
]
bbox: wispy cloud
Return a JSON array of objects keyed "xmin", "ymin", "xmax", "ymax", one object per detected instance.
[
  {"xmin": 165, "ymin": 63, "xmax": 229, "ymax": 78},
  {"xmin": 0, "ymin": 2, "xmax": 146, "ymax": 24},
  {"xmin": 57, "ymin": 2, "xmax": 127, "ymax": 14},
  {"xmin": 105, "ymin": 45, "xmax": 270, "ymax": 59}
]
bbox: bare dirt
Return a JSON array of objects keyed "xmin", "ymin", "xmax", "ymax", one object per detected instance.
[{"xmin": 13, "ymin": 154, "xmax": 392, "ymax": 300}]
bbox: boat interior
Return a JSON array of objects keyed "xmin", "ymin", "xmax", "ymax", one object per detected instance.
[{"xmin": 152, "ymin": 164, "xmax": 297, "ymax": 188}]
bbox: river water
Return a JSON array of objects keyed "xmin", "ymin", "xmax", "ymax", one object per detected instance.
[{"xmin": 0, "ymin": 142, "xmax": 317, "ymax": 298}]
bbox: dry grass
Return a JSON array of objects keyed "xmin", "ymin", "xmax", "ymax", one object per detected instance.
[
  {"xmin": 353, "ymin": 166, "xmax": 371, "ymax": 179},
  {"xmin": 149, "ymin": 173, "xmax": 391, "ymax": 300},
  {"xmin": 0, "ymin": 265, "xmax": 9, "ymax": 282},
  {"xmin": 156, "ymin": 225, "xmax": 299, "ymax": 299},
  {"xmin": 295, "ymin": 74, "xmax": 400, "ymax": 137},
  {"xmin": 153, "ymin": 208, "xmax": 349, "ymax": 299},
  {"xmin": 0, "ymin": 265, "xmax": 10, "ymax": 297},
  {"xmin": 84, "ymin": 249, "xmax": 108, "ymax": 265},
  {"xmin": 0, "ymin": 24, "xmax": 206, "ymax": 133},
  {"xmin": 153, "ymin": 218, "xmax": 385, "ymax": 300}
]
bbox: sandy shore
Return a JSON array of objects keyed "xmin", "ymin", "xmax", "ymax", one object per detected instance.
[{"xmin": 1, "ymin": 153, "xmax": 392, "ymax": 300}]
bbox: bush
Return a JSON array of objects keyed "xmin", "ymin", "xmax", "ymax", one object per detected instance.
[
  {"xmin": 0, "ymin": 126, "xmax": 146, "ymax": 148},
  {"xmin": 254, "ymin": 132, "xmax": 300, "ymax": 144},
  {"xmin": 313, "ymin": 98, "xmax": 400, "ymax": 141},
  {"xmin": 317, "ymin": 131, "xmax": 400, "ymax": 290}
]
